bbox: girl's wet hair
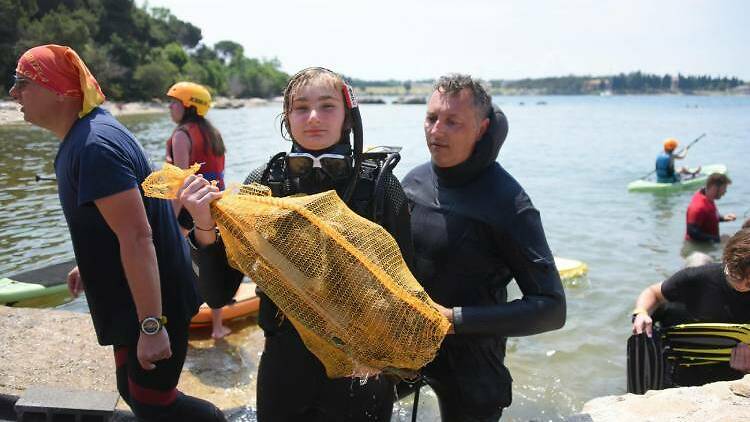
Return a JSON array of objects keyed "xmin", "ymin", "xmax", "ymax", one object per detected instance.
[{"xmin": 280, "ymin": 67, "xmax": 353, "ymax": 145}]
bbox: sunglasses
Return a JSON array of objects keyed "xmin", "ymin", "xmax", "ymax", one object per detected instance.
[
  {"xmin": 286, "ymin": 152, "xmax": 351, "ymax": 180},
  {"xmin": 11, "ymin": 75, "xmax": 31, "ymax": 92}
]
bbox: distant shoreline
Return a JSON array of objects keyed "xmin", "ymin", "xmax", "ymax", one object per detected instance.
[
  {"xmin": 358, "ymin": 85, "xmax": 750, "ymax": 97},
  {"xmin": 0, "ymin": 97, "xmax": 278, "ymax": 126},
  {"xmin": 0, "ymin": 100, "xmax": 166, "ymax": 126}
]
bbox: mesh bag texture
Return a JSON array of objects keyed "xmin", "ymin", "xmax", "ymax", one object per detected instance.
[{"xmin": 143, "ymin": 163, "xmax": 449, "ymax": 377}]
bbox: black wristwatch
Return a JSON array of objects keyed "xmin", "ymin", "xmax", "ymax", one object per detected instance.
[{"xmin": 140, "ymin": 315, "xmax": 168, "ymax": 335}]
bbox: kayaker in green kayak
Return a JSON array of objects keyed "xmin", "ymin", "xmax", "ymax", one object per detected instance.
[{"xmin": 655, "ymin": 138, "xmax": 700, "ymax": 183}]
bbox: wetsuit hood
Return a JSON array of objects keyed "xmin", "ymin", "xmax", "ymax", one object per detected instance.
[{"xmin": 432, "ymin": 105, "xmax": 508, "ymax": 187}]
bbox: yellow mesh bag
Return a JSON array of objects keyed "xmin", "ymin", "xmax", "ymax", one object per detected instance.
[{"xmin": 143, "ymin": 163, "xmax": 449, "ymax": 378}]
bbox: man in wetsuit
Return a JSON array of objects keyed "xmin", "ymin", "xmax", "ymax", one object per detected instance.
[
  {"xmin": 632, "ymin": 228, "xmax": 750, "ymax": 386},
  {"xmin": 685, "ymin": 173, "xmax": 736, "ymax": 243},
  {"xmin": 9, "ymin": 44, "xmax": 224, "ymax": 421},
  {"xmin": 402, "ymin": 74, "xmax": 566, "ymax": 421}
]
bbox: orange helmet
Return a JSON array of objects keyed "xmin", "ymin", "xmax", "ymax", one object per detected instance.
[
  {"xmin": 663, "ymin": 138, "xmax": 679, "ymax": 151},
  {"xmin": 166, "ymin": 82, "xmax": 211, "ymax": 116}
]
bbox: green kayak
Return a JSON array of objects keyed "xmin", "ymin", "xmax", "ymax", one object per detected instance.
[
  {"xmin": 0, "ymin": 259, "xmax": 74, "ymax": 304},
  {"xmin": 627, "ymin": 164, "xmax": 727, "ymax": 193},
  {"xmin": 0, "ymin": 278, "xmax": 68, "ymax": 304}
]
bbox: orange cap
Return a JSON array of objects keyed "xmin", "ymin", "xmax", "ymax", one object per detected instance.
[{"xmin": 663, "ymin": 138, "xmax": 679, "ymax": 151}]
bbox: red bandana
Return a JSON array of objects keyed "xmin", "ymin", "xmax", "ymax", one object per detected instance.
[{"xmin": 16, "ymin": 44, "xmax": 105, "ymax": 117}]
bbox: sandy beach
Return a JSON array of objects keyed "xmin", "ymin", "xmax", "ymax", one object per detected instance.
[{"xmin": 0, "ymin": 100, "xmax": 166, "ymax": 126}]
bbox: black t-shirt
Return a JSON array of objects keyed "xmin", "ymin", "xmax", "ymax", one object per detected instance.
[
  {"xmin": 55, "ymin": 108, "xmax": 199, "ymax": 346},
  {"xmin": 662, "ymin": 263, "xmax": 750, "ymax": 322},
  {"xmin": 660, "ymin": 263, "xmax": 750, "ymax": 385}
]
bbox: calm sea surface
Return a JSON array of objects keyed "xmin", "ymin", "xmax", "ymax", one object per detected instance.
[{"xmin": 1, "ymin": 95, "xmax": 749, "ymax": 421}]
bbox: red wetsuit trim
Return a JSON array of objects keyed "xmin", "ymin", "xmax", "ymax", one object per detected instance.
[
  {"xmin": 114, "ymin": 347, "xmax": 128, "ymax": 367},
  {"xmin": 128, "ymin": 378, "xmax": 179, "ymax": 406}
]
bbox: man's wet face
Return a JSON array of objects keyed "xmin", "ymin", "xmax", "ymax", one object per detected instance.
[{"xmin": 424, "ymin": 88, "xmax": 488, "ymax": 168}]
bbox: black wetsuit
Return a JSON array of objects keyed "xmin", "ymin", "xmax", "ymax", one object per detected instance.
[
  {"xmin": 656, "ymin": 263, "xmax": 750, "ymax": 386},
  {"xmin": 191, "ymin": 143, "xmax": 413, "ymax": 422},
  {"xmin": 402, "ymin": 106, "xmax": 566, "ymax": 422}
]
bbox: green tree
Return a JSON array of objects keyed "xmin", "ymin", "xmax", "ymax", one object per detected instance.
[
  {"xmin": 163, "ymin": 42, "xmax": 188, "ymax": 70},
  {"xmin": 133, "ymin": 58, "xmax": 178, "ymax": 100},
  {"xmin": 16, "ymin": 5, "xmax": 99, "ymax": 53},
  {"xmin": 2, "ymin": 0, "xmax": 288, "ymax": 100},
  {"xmin": 215, "ymin": 40, "xmax": 244, "ymax": 65},
  {"xmin": 0, "ymin": 0, "xmax": 38, "ymax": 90}
]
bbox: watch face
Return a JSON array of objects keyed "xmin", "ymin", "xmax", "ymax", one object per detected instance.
[{"xmin": 142, "ymin": 317, "xmax": 160, "ymax": 335}]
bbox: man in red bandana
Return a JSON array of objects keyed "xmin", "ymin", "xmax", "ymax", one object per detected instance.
[{"xmin": 9, "ymin": 45, "xmax": 225, "ymax": 421}]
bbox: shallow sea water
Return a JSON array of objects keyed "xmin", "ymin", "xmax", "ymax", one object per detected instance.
[{"xmin": 2, "ymin": 94, "xmax": 749, "ymax": 420}]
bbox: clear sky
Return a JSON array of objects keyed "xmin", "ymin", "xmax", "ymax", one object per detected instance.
[{"xmin": 138, "ymin": 0, "xmax": 750, "ymax": 81}]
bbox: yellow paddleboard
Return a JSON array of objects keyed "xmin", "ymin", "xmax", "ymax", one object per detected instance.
[{"xmin": 554, "ymin": 256, "xmax": 588, "ymax": 280}]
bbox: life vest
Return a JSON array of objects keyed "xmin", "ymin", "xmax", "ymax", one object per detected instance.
[
  {"xmin": 655, "ymin": 151, "xmax": 676, "ymax": 183},
  {"xmin": 167, "ymin": 122, "xmax": 225, "ymax": 189}
]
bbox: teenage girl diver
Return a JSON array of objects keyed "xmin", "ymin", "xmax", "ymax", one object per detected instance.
[
  {"xmin": 178, "ymin": 68, "xmax": 414, "ymax": 421},
  {"xmin": 165, "ymin": 81, "xmax": 231, "ymax": 339}
]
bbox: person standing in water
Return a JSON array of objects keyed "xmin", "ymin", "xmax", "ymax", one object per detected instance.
[
  {"xmin": 179, "ymin": 67, "xmax": 413, "ymax": 421},
  {"xmin": 9, "ymin": 44, "xmax": 224, "ymax": 421},
  {"xmin": 686, "ymin": 173, "xmax": 736, "ymax": 243},
  {"xmin": 165, "ymin": 81, "xmax": 231, "ymax": 339},
  {"xmin": 402, "ymin": 74, "xmax": 566, "ymax": 421}
]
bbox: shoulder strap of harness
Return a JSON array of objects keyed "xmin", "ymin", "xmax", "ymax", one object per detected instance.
[
  {"xmin": 259, "ymin": 148, "xmax": 401, "ymax": 224},
  {"xmin": 351, "ymin": 148, "xmax": 402, "ymax": 223},
  {"xmin": 260, "ymin": 152, "xmax": 294, "ymax": 197}
]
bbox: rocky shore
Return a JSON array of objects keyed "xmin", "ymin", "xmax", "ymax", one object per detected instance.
[
  {"xmin": 0, "ymin": 96, "xmax": 276, "ymax": 126},
  {"xmin": 0, "ymin": 100, "xmax": 166, "ymax": 126},
  {"xmin": 578, "ymin": 375, "xmax": 750, "ymax": 421},
  {"xmin": 2, "ymin": 306, "xmax": 749, "ymax": 421},
  {"xmin": 0, "ymin": 306, "xmax": 263, "ymax": 419}
]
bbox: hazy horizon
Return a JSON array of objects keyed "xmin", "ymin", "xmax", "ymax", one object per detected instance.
[{"xmin": 138, "ymin": 0, "xmax": 750, "ymax": 81}]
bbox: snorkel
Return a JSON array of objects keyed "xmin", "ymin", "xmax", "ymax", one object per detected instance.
[{"xmin": 341, "ymin": 83, "xmax": 363, "ymax": 202}]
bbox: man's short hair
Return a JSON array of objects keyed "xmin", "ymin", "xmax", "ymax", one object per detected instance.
[
  {"xmin": 724, "ymin": 229, "xmax": 750, "ymax": 281},
  {"xmin": 706, "ymin": 173, "xmax": 731, "ymax": 188},
  {"xmin": 433, "ymin": 74, "xmax": 492, "ymax": 120}
]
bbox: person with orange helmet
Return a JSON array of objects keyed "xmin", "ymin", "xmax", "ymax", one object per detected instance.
[
  {"xmin": 655, "ymin": 137, "xmax": 700, "ymax": 183},
  {"xmin": 165, "ymin": 81, "xmax": 231, "ymax": 340},
  {"xmin": 166, "ymin": 82, "xmax": 225, "ymax": 190}
]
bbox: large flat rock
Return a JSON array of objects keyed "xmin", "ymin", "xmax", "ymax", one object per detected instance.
[{"xmin": 582, "ymin": 375, "xmax": 750, "ymax": 421}]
